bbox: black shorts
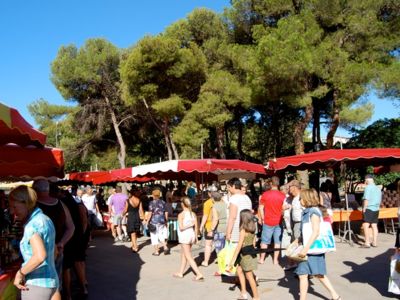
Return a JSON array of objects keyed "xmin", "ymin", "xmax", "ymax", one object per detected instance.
[
  {"xmin": 204, "ymin": 230, "xmax": 214, "ymax": 240},
  {"xmin": 363, "ymin": 209, "xmax": 379, "ymax": 224}
]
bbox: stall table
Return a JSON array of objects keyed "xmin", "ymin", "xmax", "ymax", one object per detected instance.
[{"xmin": 332, "ymin": 207, "xmax": 398, "ymax": 222}]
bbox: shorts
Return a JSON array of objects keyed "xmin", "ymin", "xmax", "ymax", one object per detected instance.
[
  {"xmin": 150, "ymin": 224, "xmax": 168, "ymax": 245},
  {"xmin": 363, "ymin": 209, "xmax": 379, "ymax": 224},
  {"xmin": 21, "ymin": 285, "xmax": 58, "ymax": 300},
  {"xmin": 261, "ymin": 224, "xmax": 282, "ymax": 245},
  {"xmin": 292, "ymin": 222, "xmax": 301, "ymax": 240},
  {"xmin": 204, "ymin": 229, "xmax": 214, "ymax": 241},
  {"xmin": 112, "ymin": 214, "xmax": 123, "ymax": 226}
]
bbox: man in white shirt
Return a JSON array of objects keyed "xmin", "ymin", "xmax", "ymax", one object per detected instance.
[
  {"xmin": 287, "ymin": 180, "xmax": 303, "ymax": 240},
  {"xmin": 225, "ymin": 178, "xmax": 252, "ymax": 243},
  {"xmin": 82, "ymin": 186, "xmax": 99, "ymax": 228}
]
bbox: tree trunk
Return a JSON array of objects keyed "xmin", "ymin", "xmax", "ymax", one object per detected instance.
[
  {"xmin": 294, "ymin": 104, "xmax": 313, "ymax": 189},
  {"xmin": 294, "ymin": 105, "xmax": 313, "ymax": 155},
  {"xmin": 162, "ymin": 122, "xmax": 173, "ymax": 160},
  {"xmin": 326, "ymin": 90, "xmax": 340, "ymax": 149},
  {"xmin": 216, "ymin": 126, "xmax": 226, "ymax": 159},
  {"xmin": 105, "ymin": 96, "xmax": 126, "ymax": 169}
]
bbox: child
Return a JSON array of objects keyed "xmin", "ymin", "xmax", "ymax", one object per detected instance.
[
  {"xmin": 173, "ymin": 197, "xmax": 204, "ymax": 281},
  {"xmin": 228, "ymin": 209, "xmax": 259, "ymax": 300}
]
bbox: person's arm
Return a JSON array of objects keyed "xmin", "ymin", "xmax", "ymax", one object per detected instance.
[
  {"xmin": 211, "ymin": 207, "xmax": 219, "ymax": 232},
  {"xmin": 199, "ymin": 202, "xmax": 210, "ymax": 232},
  {"xmin": 177, "ymin": 212, "xmax": 185, "ymax": 231},
  {"xmin": 58, "ymin": 203, "xmax": 75, "ymax": 253},
  {"xmin": 228, "ymin": 229, "xmax": 245, "ymax": 268},
  {"xmin": 319, "ymin": 194, "xmax": 324, "ymax": 207},
  {"xmin": 108, "ymin": 197, "xmax": 113, "ymax": 215},
  {"xmin": 146, "ymin": 212, "xmax": 152, "ymax": 224},
  {"xmin": 123, "ymin": 200, "xmax": 129, "ymax": 215},
  {"xmin": 258, "ymin": 196, "xmax": 264, "ymax": 224},
  {"xmin": 139, "ymin": 202, "xmax": 144, "ymax": 220},
  {"xmin": 362, "ymin": 186, "xmax": 370, "ymax": 213},
  {"xmin": 226, "ymin": 202, "xmax": 238, "ymax": 241},
  {"xmin": 194, "ymin": 212, "xmax": 199, "ymax": 237},
  {"xmin": 78, "ymin": 204, "xmax": 88, "ymax": 233},
  {"xmin": 299, "ymin": 214, "xmax": 320, "ymax": 257},
  {"xmin": 14, "ymin": 233, "xmax": 47, "ymax": 290}
]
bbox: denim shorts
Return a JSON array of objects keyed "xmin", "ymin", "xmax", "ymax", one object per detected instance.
[{"xmin": 261, "ymin": 224, "xmax": 282, "ymax": 245}]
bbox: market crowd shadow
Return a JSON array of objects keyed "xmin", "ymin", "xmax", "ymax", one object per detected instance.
[
  {"xmin": 84, "ymin": 230, "xmax": 145, "ymax": 300},
  {"xmin": 342, "ymin": 248, "xmax": 396, "ymax": 298}
]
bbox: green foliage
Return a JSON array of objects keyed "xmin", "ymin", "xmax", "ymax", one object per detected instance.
[
  {"xmin": 373, "ymin": 172, "xmax": 400, "ymax": 187},
  {"xmin": 347, "ymin": 118, "xmax": 400, "ymax": 148}
]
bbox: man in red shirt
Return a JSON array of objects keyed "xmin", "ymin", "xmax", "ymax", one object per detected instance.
[{"xmin": 258, "ymin": 176, "xmax": 285, "ymax": 265}]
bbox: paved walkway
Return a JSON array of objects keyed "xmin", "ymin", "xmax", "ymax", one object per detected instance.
[{"xmin": 83, "ymin": 230, "xmax": 398, "ymax": 300}]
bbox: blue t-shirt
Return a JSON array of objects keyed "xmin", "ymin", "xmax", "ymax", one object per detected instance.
[
  {"xmin": 20, "ymin": 207, "xmax": 59, "ymax": 288},
  {"xmin": 363, "ymin": 184, "xmax": 382, "ymax": 211}
]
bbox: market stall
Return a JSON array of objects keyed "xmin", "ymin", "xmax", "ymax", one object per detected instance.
[{"xmin": 0, "ymin": 102, "xmax": 65, "ymax": 300}]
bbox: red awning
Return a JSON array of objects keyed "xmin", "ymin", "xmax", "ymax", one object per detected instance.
[
  {"xmin": 0, "ymin": 102, "xmax": 46, "ymax": 147},
  {"xmin": 68, "ymin": 171, "xmax": 110, "ymax": 183},
  {"xmin": 0, "ymin": 144, "xmax": 64, "ymax": 179},
  {"xmin": 129, "ymin": 159, "xmax": 267, "ymax": 181},
  {"xmin": 266, "ymin": 148, "xmax": 400, "ymax": 172}
]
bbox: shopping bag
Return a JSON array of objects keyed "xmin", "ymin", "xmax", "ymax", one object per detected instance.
[
  {"xmin": 94, "ymin": 211, "xmax": 104, "ymax": 227},
  {"xmin": 286, "ymin": 240, "xmax": 307, "ymax": 262},
  {"xmin": 217, "ymin": 241, "xmax": 237, "ymax": 276},
  {"xmin": 302, "ymin": 217, "xmax": 336, "ymax": 254},
  {"xmin": 389, "ymin": 253, "xmax": 400, "ymax": 295}
]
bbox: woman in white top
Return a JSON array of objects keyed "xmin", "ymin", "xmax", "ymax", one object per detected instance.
[{"xmin": 173, "ymin": 197, "xmax": 204, "ymax": 281}]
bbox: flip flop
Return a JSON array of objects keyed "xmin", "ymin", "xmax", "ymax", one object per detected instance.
[{"xmin": 192, "ymin": 276, "xmax": 204, "ymax": 282}]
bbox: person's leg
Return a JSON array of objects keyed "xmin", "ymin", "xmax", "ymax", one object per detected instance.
[
  {"xmin": 182, "ymin": 244, "xmax": 203, "ymax": 279},
  {"xmin": 202, "ymin": 238, "xmax": 213, "ymax": 266},
  {"xmin": 236, "ymin": 266, "xmax": 247, "ymax": 298},
  {"xmin": 362, "ymin": 222, "xmax": 371, "ymax": 246},
  {"xmin": 150, "ymin": 231, "xmax": 160, "ymax": 254},
  {"xmin": 371, "ymin": 223, "xmax": 378, "ymax": 246},
  {"xmin": 299, "ymin": 274, "xmax": 309, "ymax": 300},
  {"xmin": 62, "ymin": 269, "xmax": 72, "ymax": 300},
  {"xmin": 272, "ymin": 225, "xmax": 282, "ymax": 265},
  {"xmin": 174, "ymin": 244, "xmax": 187, "ymax": 277},
  {"xmin": 51, "ymin": 290, "xmax": 62, "ymax": 300},
  {"xmin": 74, "ymin": 261, "xmax": 88, "ymax": 294},
  {"xmin": 259, "ymin": 225, "xmax": 271, "ymax": 264},
  {"xmin": 318, "ymin": 276, "xmax": 340, "ymax": 299},
  {"xmin": 245, "ymin": 271, "xmax": 259, "ymax": 300},
  {"xmin": 131, "ymin": 232, "xmax": 138, "ymax": 251}
]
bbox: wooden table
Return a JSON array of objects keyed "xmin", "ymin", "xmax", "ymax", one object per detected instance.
[{"xmin": 332, "ymin": 207, "xmax": 398, "ymax": 222}]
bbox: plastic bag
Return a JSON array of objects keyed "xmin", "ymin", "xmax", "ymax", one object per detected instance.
[
  {"xmin": 389, "ymin": 253, "xmax": 400, "ymax": 295},
  {"xmin": 94, "ymin": 211, "xmax": 104, "ymax": 227},
  {"xmin": 217, "ymin": 241, "xmax": 237, "ymax": 276}
]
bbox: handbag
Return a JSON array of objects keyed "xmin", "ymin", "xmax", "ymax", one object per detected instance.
[
  {"xmin": 389, "ymin": 253, "xmax": 400, "ymax": 295},
  {"xmin": 302, "ymin": 213, "xmax": 336, "ymax": 255},
  {"xmin": 286, "ymin": 240, "xmax": 307, "ymax": 262},
  {"xmin": 94, "ymin": 211, "xmax": 104, "ymax": 227},
  {"xmin": 148, "ymin": 223, "xmax": 157, "ymax": 233}
]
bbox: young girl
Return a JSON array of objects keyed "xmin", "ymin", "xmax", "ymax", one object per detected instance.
[
  {"xmin": 228, "ymin": 209, "xmax": 259, "ymax": 300},
  {"xmin": 296, "ymin": 189, "xmax": 340, "ymax": 300},
  {"xmin": 173, "ymin": 197, "xmax": 204, "ymax": 281}
]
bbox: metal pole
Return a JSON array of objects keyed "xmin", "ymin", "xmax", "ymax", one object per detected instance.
[
  {"xmin": 201, "ymin": 144, "xmax": 203, "ymax": 159},
  {"xmin": 55, "ymin": 121, "xmax": 58, "ymax": 147}
]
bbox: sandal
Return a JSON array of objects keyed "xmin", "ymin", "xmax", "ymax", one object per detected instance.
[
  {"xmin": 359, "ymin": 244, "xmax": 371, "ymax": 248},
  {"xmin": 237, "ymin": 294, "xmax": 248, "ymax": 300},
  {"xmin": 192, "ymin": 276, "xmax": 204, "ymax": 282},
  {"xmin": 172, "ymin": 273, "xmax": 183, "ymax": 279},
  {"xmin": 152, "ymin": 252, "xmax": 160, "ymax": 256}
]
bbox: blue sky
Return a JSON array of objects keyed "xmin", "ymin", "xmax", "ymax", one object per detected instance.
[{"xmin": 0, "ymin": 0, "xmax": 398, "ymax": 138}]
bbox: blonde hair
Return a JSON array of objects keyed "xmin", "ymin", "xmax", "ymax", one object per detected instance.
[
  {"xmin": 300, "ymin": 189, "xmax": 320, "ymax": 207},
  {"xmin": 9, "ymin": 185, "xmax": 38, "ymax": 212},
  {"xmin": 181, "ymin": 197, "xmax": 193, "ymax": 213},
  {"xmin": 239, "ymin": 209, "xmax": 256, "ymax": 234}
]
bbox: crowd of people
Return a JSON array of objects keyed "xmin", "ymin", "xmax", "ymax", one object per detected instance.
[{"xmin": 4, "ymin": 173, "xmax": 389, "ymax": 300}]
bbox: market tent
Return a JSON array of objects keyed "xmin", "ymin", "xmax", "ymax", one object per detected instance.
[
  {"xmin": 129, "ymin": 159, "xmax": 267, "ymax": 181},
  {"xmin": 0, "ymin": 102, "xmax": 46, "ymax": 147},
  {"xmin": 0, "ymin": 144, "xmax": 64, "ymax": 180},
  {"xmin": 67, "ymin": 171, "xmax": 110, "ymax": 183},
  {"xmin": 266, "ymin": 148, "xmax": 400, "ymax": 172}
]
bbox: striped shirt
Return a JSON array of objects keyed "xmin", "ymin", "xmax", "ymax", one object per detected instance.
[
  {"xmin": 20, "ymin": 207, "xmax": 59, "ymax": 288},
  {"xmin": 229, "ymin": 194, "xmax": 252, "ymax": 242}
]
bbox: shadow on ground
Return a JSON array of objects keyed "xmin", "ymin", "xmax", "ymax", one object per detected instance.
[
  {"xmin": 342, "ymin": 248, "xmax": 397, "ymax": 298},
  {"xmin": 85, "ymin": 230, "xmax": 144, "ymax": 300}
]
